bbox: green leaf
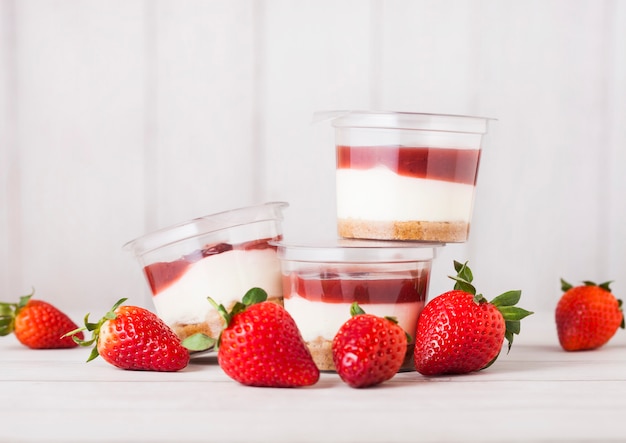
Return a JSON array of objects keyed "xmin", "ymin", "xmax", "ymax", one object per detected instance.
[
  {"xmin": 229, "ymin": 301, "xmax": 247, "ymax": 318},
  {"xmin": 504, "ymin": 330, "xmax": 515, "ymax": 353},
  {"xmin": 560, "ymin": 278, "xmax": 573, "ymax": 292},
  {"xmin": 490, "ymin": 290, "xmax": 522, "ymax": 307},
  {"xmin": 242, "ymin": 287, "xmax": 267, "ymax": 306},
  {"xmin": 505, "ymin": 320, "xmax": 520, "ymax": 335},
  {"xmin": 598, "ymin": 281, "xmax": 613, "ymax": 292},
  {"xmin": 449, "ymin": 260, "xmax": 477, "ymax": 294},
  {"xmin": 0, "ymin": 304, "xmax": 14, "ymax": 316},
  {"xmin": 498, "ymin": 306, "xmax": 534, "ymax": 321},
  {"xmin": 350, "ymin": 302, "xmax": 366, "ymax": 316},
  {"xmin": 449, "ymin": 276, "xmax": 476, "ymax": 295},
  {"xmin": 0, "ymin": 319, "xmax": 14, "ymax": 336},
  {"xmin": 207, "ymin": 296, "xmax": 232, "ymax": 327},
  {"xmin": 453, "ymin": 260, "xmax": 465, "ymax": 273},
  {"xmin": 86, "ymin": 346, "xmax": 100, "ymax": 363},
  {"xmin": 17, "ymin": 294, "xmax": 32, "ymax": 310},
  {"xmin": 182, "ymin": 333, "xmax": 216, "ymax": 352},
  {"xmin": 453, "ymin": 260, "xmax": 474, "ymax": 283}
]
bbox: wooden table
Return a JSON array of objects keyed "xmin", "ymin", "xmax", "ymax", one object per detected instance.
[{"xmin": 2, "ymin": 312, "xmax": 625, "ymax": 442}]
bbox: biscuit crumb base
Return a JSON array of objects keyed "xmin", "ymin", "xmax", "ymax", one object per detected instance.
[
  {"xmin": 308, "ymin": 337, "xmax": 336, "ymax": 371},
  {"xmin": 307, "ymin": 337, "xmax": 416, "ymax": 372},
  {"xmin": 338, "ymin": 218, "xmax": 470, "ymax": 243}
]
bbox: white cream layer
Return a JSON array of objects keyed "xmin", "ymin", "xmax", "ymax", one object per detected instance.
[
  {"xmin": 336, "ymin": 167, "xmax": 475, "ymax": 222},
  {"xmin": 284, "ymin": 293, "xmax": 424, "ymax": 342},
  {"xmin": 152, "ymin": 248, "xmax": 282, "ymax": 326}
]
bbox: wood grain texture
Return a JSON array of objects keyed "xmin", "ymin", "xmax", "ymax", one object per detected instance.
[{"xmin": 1, "ymin": 312, "xmax": 625, "ymax": 442}]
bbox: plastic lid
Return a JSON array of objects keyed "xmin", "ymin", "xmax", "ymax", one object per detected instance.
[
  {"xmin": 123, "ymin": 202, "xmax": 288, "ymax": 257},
  {"xmin": 274, "ymin": 239, "xmax": 442, "ymax": 263},
  {"xmin": 314, "ymin": 110, "xmax": 493, "ymax": 134}
]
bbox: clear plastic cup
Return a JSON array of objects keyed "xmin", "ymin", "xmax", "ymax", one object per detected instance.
[
  {"xmin": 321, "ymin": 110, "xmax": 492, "ymax": 243},
  {"xmin": 123, "ymin": 202, "xmax": 288, "ymax": 343},
  {"xmin": 275, "ymin": 239, "xmax": 441, "ymax": 371}
]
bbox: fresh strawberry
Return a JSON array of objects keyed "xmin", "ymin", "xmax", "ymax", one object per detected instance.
[
  {"xmin": 66, "ymin": 298, "xmax": 189, "ymax": 371},
  {"xmin": 555, "ymin": 279, "xmax": 624, "ymax": 351},
  {"xmin": 332, "ymin": 302, "xmax": 408, "ymax": 388},
  {"xmin": 208, "ymin": 287, "xmax": 319, "ymax": 388},
  {"xmin": 414, "ymin": 261, "xmax": 533, "ymax": 376},
  {"xmin": 0, "ymin": 291, "xmax": 83, "ymax": 349}
]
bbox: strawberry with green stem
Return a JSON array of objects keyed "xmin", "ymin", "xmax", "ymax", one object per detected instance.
[
  {"xmin": 332, "ymin": 302, "xmax": 408, "ymax": 388},
  {"xmin": 414, "ymin": 261, "xmax": 533, "ymax": 376},
  {"xmin": 207, "ymin": 287, "xmax": 319, "ymax": 388},
  {"xmin": 0, "ymin": 290, "xmax": 83, "ymax": 349},
  {"xmin": 556, "ymin": 279, "xmax": 623, "ymax": 351},
  {"xmin": 65, "ymin": 298, "xmax": 189, "ymax": 372}
]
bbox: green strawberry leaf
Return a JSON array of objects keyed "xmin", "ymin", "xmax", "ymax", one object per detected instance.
[
  {"xmin": 490, "ymin": 290, "xmax": 522, "ymax": 307},
  {"xmin": 350, "ymin": 302, "xmax": 366, "ymax": 316},
  {"xmin": 560, "ymin": 278, "xmax": 573, "ymax": 292},
  {"xmin": 86, "ymin": 346, "xmax": 100, "ymax": 363},
  {"xmin": 242, "ymin": 287, "xmax": 268, "ymax": 306},
  {"xmin": 229, "ymin": 302, "xmax": 247, "ymax": 318},
  {"xmin": 504, "ymin": 330, "xmax": 515, "ymax": 352},
  {"xmin": 453, "ymin": 260, "xmax": 474, "ymax": 284},
  {"xmin": 0, "ymin": 304, "xmax": 14, "ymax": 316},
  {"xmin": 598, "ymin": 281, "xmax": 613, "ymax": 292},
  {"xmin": 450, "ymin": 276, "xmax": 476, "ymax": 295},
  {"xmin": 182, "ymin": 333, "xmax": 216, "ymax": 352},
  {"xmin": 505, "ymin": 320, "xmax": 520, "ymax": 335},
  {"xmin": 498, "ymin": 306, "xmax": 534, "ymax": 321},
  {"xmin": 0, "ymin": 315, "xmax": 14, "ymax": 336},
  {"xmin": 449, "ymin": 261, "xmax": 477, "ymax": 294},
  {"xmin": 453, "ymin": 260, "xmax": 472, "ymax": 280}
]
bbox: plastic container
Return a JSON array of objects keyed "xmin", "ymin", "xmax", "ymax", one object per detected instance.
[
  {"xmin": 123, "ymin": 202, "xmax": 288, "ymax": 343},
  {"xmin": 321, "ymin": 110, "xmax": 492, "ymax": 243},
  {"xmin": 275, "ymin": 239, "xmax": 441, "ymax": 371}
]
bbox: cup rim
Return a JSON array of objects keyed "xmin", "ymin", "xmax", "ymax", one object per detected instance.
[
  {"xmin": 314, "ymin": 110, "xmax": 495, "ymax": 134},
  {"xmin": 273, "ymin": 238, "xmax": 443, "ymax": 263},
  {"xmin": 123, "ymin": 201, "xmax": 289, "ymax": 257}
]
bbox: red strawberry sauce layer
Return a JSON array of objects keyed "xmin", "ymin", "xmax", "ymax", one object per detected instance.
[
  {"xmin": 336, "ymin": 145, "xmax": 481, "ymax": 185},
  {"xmin": 284, "ymin": 271, "xmax": 429, "ymax": 304},
  {"xmin": 144, "ymin": 237, "xmax": 279, "ymax": 295}
]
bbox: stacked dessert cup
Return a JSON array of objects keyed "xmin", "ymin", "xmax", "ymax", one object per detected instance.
[
  {"xmin": 123, "ymin": 110, "xmax": 492, "ymax": 373},
  {"xmin": 275, "ymin": 110, "xmax": 492, "ymax": 371}
]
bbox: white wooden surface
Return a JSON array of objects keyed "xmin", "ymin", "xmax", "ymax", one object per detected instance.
[
  {"xmin": 1, "ymin": 1, "xmax": 625, "ymax": 336},
  {"xmin": 1, "ymin": 312, "xmax": 625, "ymax": 443}
]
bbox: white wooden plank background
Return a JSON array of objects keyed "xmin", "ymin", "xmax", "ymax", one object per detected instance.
[{"xmin": 1, "ymin": 0, "xmax": 625, "ymax": 314}]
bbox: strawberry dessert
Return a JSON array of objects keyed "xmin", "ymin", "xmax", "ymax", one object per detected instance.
[
  {"xmin": 275, "ymin": 240, "xmax": 439, "ymax": 371},
  {"xmin": 123, "ymin": 202, "xmax": 287, "ymax": 344},
  {"xmin": 328, "ymin": 111, "xmax": 491, "ymax": 243}
]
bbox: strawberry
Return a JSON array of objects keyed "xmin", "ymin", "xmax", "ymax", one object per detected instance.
[
  {"xmin": 208, "ymin": 287, "xmax": 319, "ymax": 388},
  {"xmin": 414, "ymin": 261, "xmax": 533, "ymax": 376},
  {"xmin": 0, "ymin": 291, "xmax": 83, "ymax": 349},
  {"xmin": 332, "ymin": 302, "xmax": 408, "ymax": 388},
  {"xmin": 555, "ymin": 279, "xmax": 624, "ymax": 351},
  {"xmin": 66, "ymin": 298, "xmax": 189, "ymax": 371}
]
